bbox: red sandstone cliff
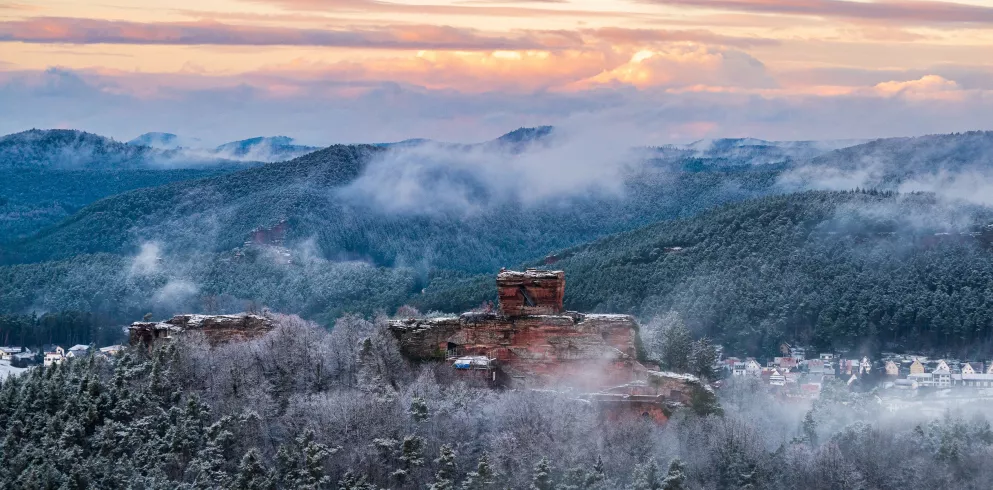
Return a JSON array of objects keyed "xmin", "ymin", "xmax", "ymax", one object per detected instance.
[{"xmin": 129, "ymin": 314, "xmax": 276, "ymax": 347}]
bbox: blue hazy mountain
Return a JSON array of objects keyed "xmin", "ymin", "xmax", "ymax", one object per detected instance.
[{"xmin": 212, "ymin": 136, "xmax": 320, "ymax": 162}]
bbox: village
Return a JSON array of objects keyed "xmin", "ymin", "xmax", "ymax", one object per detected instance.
[
  {"xmin": 721, "ymin": 343, "xmax": 993, "ymax": 399},
  {"xmin": 0, "ymin": 343, "xmax": 127, "ymax": 379}
]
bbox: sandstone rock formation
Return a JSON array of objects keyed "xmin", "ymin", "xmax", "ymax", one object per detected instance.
[
  {"xmin": 496, "ymin": 268, "xmax": 565, "ymax": 316},
  {"xmin": 390, "ymin": 311, "xmax": 644, "ymax": 390},
  {"xmin": 389, "ymin": 269, "xmax": 716, "ymax": 423},
  {"xmin": 129, "ymin": 314, "xmax": 276, "ymax": 347}
]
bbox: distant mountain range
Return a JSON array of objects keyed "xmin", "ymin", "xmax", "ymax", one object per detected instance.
[
  {"xmin": 0, "ymin": 129, "xmax": 267, "ymax": 240},
  {"xmin": 0, "ymin": 129, "xmax": 265, "ymax": 170},
  {"xmin": 0, "ymin": 129, "xmax": 156, "ymax": 169},
  {"xmin": 655, "ymin": 137, "xmax": 867, "ymax": 167},
  {"xmin": 127, "ymin": 133, "xmax": 321, "ymax": 163},
  {"xmin": 3, "ymin": 126, "xmax": 993, "ymax": 356},
  {"xmin": 128, "ymin": 132, "xmax": 202, "ymax": 150}
]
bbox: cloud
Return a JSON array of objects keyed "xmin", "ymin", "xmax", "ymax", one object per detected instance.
[
  {"xmin": 0, "ymin": 17, "xmax": 584, "ymax": 50},
  {"xmin": 899, "ymin": 170, "xmax": 993, "ymax": 207},
  {"xmin": 581, "ymin": 27, "xmax": 780, "ymax": 48},
  {"xmin": 153, "ymin": 279, "xmax": 200, "ymax": 306},
  {"xmin": 645, "ymin": 0, "xmax": 993, "ymax": 25},
  {"xmin": 339, "ymin": 121, "xmax": 651, "ymax": 215},
  {"xmin": 873, "ymin": 75, "xmax": 964, "ymax": 100},
  {"xmin": 0, "ymin": 17, "xmax": 781, "ymax": 53},
  {"xmin": 130, "ymin": 242, "xmax": 163, "ymax": 277},
  {"xmin": 570, "ymin": 45, "xmax": 777, "ymax": 90},
  {"xmin": 241, "ymin": 0, "xmax": 646, "ymax": 19},
  {"xmin": 1, "ymin": 63, "xmax": 992, "ymax": 146}
]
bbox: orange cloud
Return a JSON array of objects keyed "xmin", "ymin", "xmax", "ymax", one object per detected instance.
[
  {"xmin": 239, "ymin": 0, "xmax": 647, "ymax": 19},
  {"xmin": 874, "ymin": 75, "xmax": 965, "ymax": 100},
  {"xmin": 254, "ymin": 50, "xmax": 621, "ymax": 92},
  {"xmin": 644, "ymin": 0, "xmax": 993, "ymax": 25},
  {"xmin": 0, "ymin": 17, "xmax": 578, "ymax": 50},
  {"xmin": 569, "ymin": 45, "xmax": 776, "ymax": 91},
  {"xmin": 581, "ymin": 27, "xmax": 779, "ymax": 48}
]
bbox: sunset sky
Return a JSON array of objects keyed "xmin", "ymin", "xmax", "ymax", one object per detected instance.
[{"xmin": 1, "ymin": 0, "xmax": 992, "ymax": 144}]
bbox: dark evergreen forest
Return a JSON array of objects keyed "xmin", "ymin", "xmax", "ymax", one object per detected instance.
[
  {"xmin": 415, "ymin": 191, "xmax": 993, "ymax": 358},
  {"xmin": 3, "ymin": 315, "xmax": 992, "ymax": 489}
]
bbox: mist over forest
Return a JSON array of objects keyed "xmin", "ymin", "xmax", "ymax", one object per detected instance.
[{"xmin": 3, "ymin": 125, "xmax": 993, "ymax": 488}]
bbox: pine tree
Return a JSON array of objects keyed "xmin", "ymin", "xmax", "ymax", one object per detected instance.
[
  {"xmin": 298, "ymin": 430, "xmax": 334, "ymax": 489},
  {"xmin": 400, "ymin": 435, "xmax": 426, "ymax": 470},
  {"xmin": 802, "ymin": 409, "xmax": 818, "ymax": 445},
  {"xmin": 461, "ymin": 453, "xmax": 496, "ymax": 490},
  {"xmin": 531, "ymin": 457, "xmax": 554, "ymax": 490},
  {"xmin": 656, "ymin": 313, "xmax": 692, "ymax": 373},
  {"xmin": 583, "ymin": 456, "xmax": 607, "ymax": 490},
  {"xmin": 690, "ymin": 338, "xmax": 717, "ymax": 380},
  {"xmin": 234, "ymin": 449, "xmax": 274, "ymax": 490},
  {"xmin": 660, "ymin": 459, "xmax": 685, "ymax": 490},
  {"xmin": 409, "ymin": 397, "xmax": 429, "ymax": 423},
  {"xmin": 629, "ymin": 459, "xmax": 660, "ymax": 490},
  {"xmin": 429, "ymin": 444, "xmax": 457, "ymax": 490}
]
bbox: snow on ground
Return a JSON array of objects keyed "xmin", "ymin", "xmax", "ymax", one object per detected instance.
[{"xmin": 0, "ymin": 361, "xmax": 26, "ymax": 380}]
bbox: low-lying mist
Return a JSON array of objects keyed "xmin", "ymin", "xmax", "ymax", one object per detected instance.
[{"xmin": 5, "ymin": 313, "xmax": 993, "ymax": 488}]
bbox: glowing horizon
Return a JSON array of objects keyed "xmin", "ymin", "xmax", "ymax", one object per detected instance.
[{"xmin": 1, "ymin": 0, "xmax": 992, "ymax": 144}]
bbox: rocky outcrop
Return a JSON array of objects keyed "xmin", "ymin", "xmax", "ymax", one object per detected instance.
[
  {"xmin": 129, "ymin": 314, "xmax": 276, "ymax": 347},
  {"xmin": 496, "ymin": 269, "xmax": 565, "ymax": 316},
  {"xmin": 389, "ymin": 268, "xmax": 717, "ymax": 423},
  {"xmin": 389, "ymin": 310, "xmax": 644, "ymax": 390}
]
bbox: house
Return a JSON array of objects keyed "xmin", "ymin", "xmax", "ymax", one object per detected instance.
[
  {"xmin": 99, "ymin": 345, "xmax": 125, "ymax": 357},
  {"xmin": 768, "ymin": 368, "xmax": 786, "ymax": 386},
  {"xmin": 960, "ymin": 373, "xmax": 993, "ymax": 388},
  {"xmin": 0, "ymin": 346, "xmax": 22, "ymax": 361},
  {"xmin": 838, "ymin": 359, "xmax": 855, "ymax": 375},
  {"xmin": 66, "ymin": 344, "xmax": 90, "ymax": 358},
  {"xmin": 934, "ymin": 360, "xmax": 951, "ymax": 374},
  {"xmin": 962, "ymin": 362, "xmax": 984, "ymax": 375},
  {"xmin": 732, "ymin": 363, "xmax": 746, "ymax": 376},
  {"xmin": 885, "ymin": 360, "xmax": 899, "ymax": 376},
  {"xmin": 43, "ymin": 346, "xmax": 65, "ymax": 367},
  {"xmin": 744, "ymin": 358, "xmax": 762, "ymax": 376},
  {"xmin": 860, "ymin": 357, "xmax": 872, "ymax": 374},
  {"xmin": 807, "ymin": 359, "xmax": 825, "ymax": 374},
  {"xmin": 820, "ymin": 353, "xmax": 835, "ymax": 361},
  {"xmin": 11, "ymin": 350, "xmax": 35, "ymax": 367},
  {"xmin": 986, "ymin": 363, "xmax": 993, "ymax": 375},
  {"xmin": 910, "ymin": 359, "xmax": 925, "ymax": 375},
  {"xmin": 908, "ymin": 372, "xmax": 934, "ymax": 387}
]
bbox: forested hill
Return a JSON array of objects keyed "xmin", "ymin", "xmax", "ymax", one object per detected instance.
[
  {"xmin": 794, "ymin": 130, "xmax": 993, "ymax": 187},
  {"xmin": 0, "ymin": 129, "xmax": 265, "ymax": 241},
  {"xmin": 0, "ymin": 129, "xmax": 261, "ymax": 170},
  {"xmin": 0, "ymin": 129, "xmax": 154, "ymax": 169},
  {"xmin": 3, "ymin": 142, "xmax": 784, "ymax": 269},
  {"xmin": 414, "ymin": 190, "xmax": 993, "ymax": 358}
]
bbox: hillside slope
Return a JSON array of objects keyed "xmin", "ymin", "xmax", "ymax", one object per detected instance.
[
  {"xmin": 414, "ymin": 191, "xmax": 993, "ymax": 357},
  {"xmin": 3, "ymin": 141, "xmax": 783, "ymax": 270},
  {"xmin": 0, "ymin": 129, "xmax": 266, "ymax": 240},
  {"xmin": 791, "ymin": 130, "xmax": 993, "ymax": 187},
  {"xmin": 0, "ymin": 129, "xmax": 154, "ymax": 169}
]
